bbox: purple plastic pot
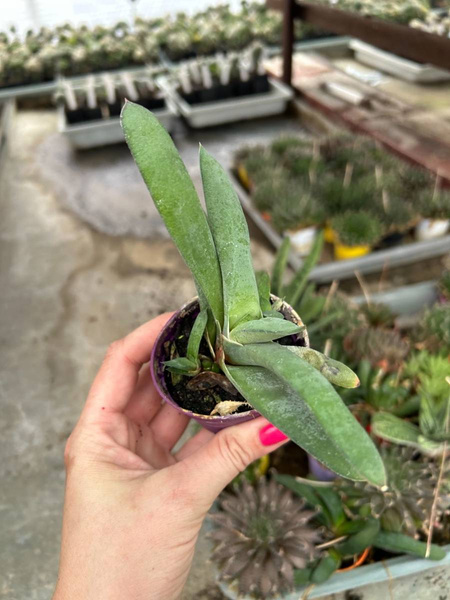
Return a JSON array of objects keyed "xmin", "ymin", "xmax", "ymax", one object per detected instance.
[
  {"xmin": 151, "ymin": 296, "xmax": 308, "ymax": 433},
  {"xmin": 307, "ymin": 454, "xmax": 338, "ymax": 482}
]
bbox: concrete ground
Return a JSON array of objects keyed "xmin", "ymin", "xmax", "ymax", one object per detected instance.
[{"xmin": 1, "ymin": 109, "xmax": 449, "ymax": 600}]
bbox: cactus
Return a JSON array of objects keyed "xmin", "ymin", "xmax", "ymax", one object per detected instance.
[
  {"xmin": 331, "ymin": 211, "xmax": 383, "ymax": 247},
  {"xmin": 121, "ymin": 102, "xmax": 386, "ymax": 487},
  {"xmin": 337, "ymin": 446, "xmax": 449, "ymax": 537},
  {"xmin": 359, "ymin": 302, "xmax": 396, "ymax": 329},
  {"xmin": 421, "ymin": 304, "xmax": 450, "ymax": 353},
  {"xmin": 209, "ymin": 478, "xmax": 321, "ymax": 598},
  {"xmin": 343, "ymin": 326, "xmax": 409, "ymax": 371}
]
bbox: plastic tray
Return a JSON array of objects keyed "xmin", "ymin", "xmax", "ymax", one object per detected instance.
[
  {"xmin": 58, "ymin": 99, "xmax": 177, "ymax": 149},
  {"xmin": 218, "ymin": 544, "xmax": 450, "ymax": 599},
  {"xmin": 170, "ymin": 77, "xmax": 293, "ymax": 128},
  {"xmin": 350, "ymin": 39, "xmax": 450, "ymax": 82},
  {"xmin": 231, "ymin": 172, "xmax": 450, "ymax": 283}
]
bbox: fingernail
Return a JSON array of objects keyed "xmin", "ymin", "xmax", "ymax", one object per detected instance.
[{"xmin": 259, "ymin": 423, "xmax": 289, "ymax": 446}]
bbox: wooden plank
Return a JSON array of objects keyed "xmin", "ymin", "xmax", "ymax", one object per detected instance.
[{"xmin": 267, "ymin": 0, "xmax": 450, "ymax": 70}]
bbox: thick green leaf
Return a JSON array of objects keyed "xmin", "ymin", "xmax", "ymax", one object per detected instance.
[
  {"xmin": 336, "ymin": 519, "xmax": 369, "ymax": 536},
  {"xmin": 121, "ymin": 102, "xmax": 223, "ymax": 325},
  {"xmin": 255, "ymin": 271, "xmax": 272, "ymax": 312},
  {"xmin": 164, "ymin": 357, "xmax": 198, "ymax": 375},
  {"xmin": 336, "ymin": 518, "xmax": 379, "ymax": 556},
  {"xmin": 271, "ymin": 236, "xmax": 290, "ymax": 297},
  {"xmin": 274, "ymin": 474, "xmax": 330, "ymax": 522},
  {"xmin": 186, "ymin": 309, "xmax": 208, "ymax": 363},
  {"xmin": 371, "ymin": 412, "xmax": 421, "ymax": 447},
  {"xmin": 262, "ymin": 310, "xmax": 284, "ymax": 319},
  {"xmin": 314, "ymin": 487, "xmax": 346, "ymax": 529},
  {"xmin": 311, "ymin": 553, "xmax": 341, "ymax": 584},
  {"xmin": 285, "ymin": 230, "xmax": 324, "ymax": 307},
  {"xmin": 374, "ymin": 531, "xmax": 446, "ymax": 560},
  {"xmin": 199, "ymin": 145, "xmax": 260, "ymax": 331},
  {"xmin": 294, "ymin": 567, "xmax": 313, "ymax": 586},
  {"xmin": 230, "ymin": 318, "xmax": 304, "ymax": 344},
  {"xmin": 286, "ymin": 346, "xmax": 360, "ymax": 389},
  {"xmin": 224, "ymin": 352, "xmax": 386, "ymax": 486}
]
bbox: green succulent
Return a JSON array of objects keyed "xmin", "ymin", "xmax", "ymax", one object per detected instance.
[
  {"xmin": 210, "ymin": 478, "xmax": 322, "ymax": 598},
  {"xmin": 422, "ymin": 304, "xmax": 450, "ymax": 353},
  {"xmin": 359, "ymin": 302, "xmax": 396, "ymax": 328},
  {"xmin": 439, "ymin": 271, "xmax": 450, "ymax": 301},
  {"xmin": 343, "ymin": 326, "xmax": 409, "ymax": 371},
  {"xmin": 121, "ymin": 102, "xmax": 386, "ymax": 486},
  {"xmin": 337, "ymin": 446, "xmax": 449, "ymax": 537},
  {"xmin": 331, "ymin": 211, "xmax": 383, "ymax": 247},
  {"xmin": 418, "ymin": 189, "xmax": 450, "ymax": 220},
  {"xmin": 374, "ymin": 352, "xmax": 450, "ymax": 455}
]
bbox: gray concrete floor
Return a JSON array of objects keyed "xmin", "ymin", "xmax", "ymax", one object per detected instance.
[{"xmin": 1, "ymin": 109, "xmax": 449, "ymax": 600}]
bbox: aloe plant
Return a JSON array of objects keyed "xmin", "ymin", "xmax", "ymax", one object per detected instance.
[{"xmin": 121, "ymin": 102, "xmax": 386, "ymax": 487}]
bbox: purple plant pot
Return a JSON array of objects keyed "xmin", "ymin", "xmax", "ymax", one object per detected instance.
[
  {"xmin": 151, "ymin": 296, "xmax": 308, "ymax": 433},
  {"xmin": 307, "ymin": 454, "xmax": 337, "ymax": 482}
]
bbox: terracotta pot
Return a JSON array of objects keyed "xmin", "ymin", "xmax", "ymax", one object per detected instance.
[{"xmin": 151, "ymin": 296, "xmax": 308, "ymax": 433}]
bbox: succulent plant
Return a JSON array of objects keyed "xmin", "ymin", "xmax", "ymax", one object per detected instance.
[
  {"xmin": 331, "ymin": 211, "xmax": 383, "ymax": 247},
  {"xmin": 343, "ymin": 326, "xmax": 409, "ymax": 371},
  {"xmin": 439, "ymin": 270, "xmax": 450, "ymax": 301},
  {"xmin": 359, "ymin": 302, "xmax": 396, "ymax": 328},
  {"xmin": 337, "ymin": 446, "xmax": 449, "ymax": 537},
  {"xmin": 374, "ymin": 351, "xmax": 450, "ymax": 455},
  {"xmin": 418, "ymin": 189, "xmax": 450, "ymax": 220},
  {"xmin": 421, "ymin": 304, "xmax": 450, "ymax": 353},
  {"xmin": 209, "ymin": 478, "xmax": 322, "ymax": 598},
  {"xmin": 121, "ymin": 102, "xmax": 385, "ymax": 486}
]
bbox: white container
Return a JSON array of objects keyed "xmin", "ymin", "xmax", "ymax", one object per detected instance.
[
  {"xmin": 218, "ymin": 545, "xmax": 450, "ymax": 599},
  {"xmin": 170, "ymin": 77, "xmax": 293, "ymax": 128},
  {"xmin": 287, "ymin": 226, "xmax": 317, "ymax": 256},
  {"xmin": 415, "ymin": 218, "xmax": 450, "ymax": 241},
  {"xmin": 59, "ymin": 100, "xmax": 177, "ymax": 150},
  {"xmin": 350, "ymin": 39, "xmax": 450, "ymax": 83}
]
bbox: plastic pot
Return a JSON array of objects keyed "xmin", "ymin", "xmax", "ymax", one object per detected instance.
[
  {"xmin": 151, "ymin": 296, "xmax": 308, "ymax": 433},
  {"xmin": 334, "ymin": 242, "xmax": 371, "ymax": 260},
  {"xmin": 308, "ymin": 454, "xmax": 337, "ymax": 481},
  {"xmin": 287, "ymin": 226, "xmax": 318, "ymax": 256},
  {"xmin": 415, "ymin": 219, "xmax": 449, "ymax": 241}
]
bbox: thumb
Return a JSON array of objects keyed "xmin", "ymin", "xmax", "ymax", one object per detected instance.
[{"xmin": 181, "ymin": 417, "xmax": 289, "ymax": 507}]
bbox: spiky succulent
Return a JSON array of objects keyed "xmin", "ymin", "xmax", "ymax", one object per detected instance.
[
  {"xmin": 359, "ymin": 302, "xmax": 396, "ymax": 329},
  {"xmin": 422, "ymin": 304, "xmax": 450, "ymax": 353},
  {"xmin": 209, "ymin": 478, "xmax": 322, "ymax": 598},
  {"xmin": 337, "ymin": 446, "xmax": 450, "ymax": 537},
  {"xmin": 439, "ymin": 271, "xmax": 450, "ymax": 301},
  {"xmin": 331, "ymin": 211, "xmax": 383, "ymax": 247},
  {"xmin": 343, "ymin": 327, "xmax": 409, "ymax": 371}
]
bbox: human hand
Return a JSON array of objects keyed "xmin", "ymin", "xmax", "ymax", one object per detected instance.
[{"xmin": 53, "ymin": 314, "xmax": 289, "ymax": 600}]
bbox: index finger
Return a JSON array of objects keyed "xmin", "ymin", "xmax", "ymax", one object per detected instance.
[{"xmin": 84, "ymin": 312, "xmax": 174, "ymax": 416}]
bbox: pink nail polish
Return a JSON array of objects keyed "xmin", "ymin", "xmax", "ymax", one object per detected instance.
[{"xmin": 259, "ymin": 423, "xmax": 289, "ymax": 446}]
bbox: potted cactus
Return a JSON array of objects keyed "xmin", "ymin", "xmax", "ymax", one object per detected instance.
[
  {"xmin": 331, "ymin": 211, "xmax": 383, "ymax": 260},
  {"xmin": 121, "ymin": 101, "xmax": 385, "ymax": 486},
  {"xmin": 416, "ymin": 187, "xmax": 450, "ymax": 241}
]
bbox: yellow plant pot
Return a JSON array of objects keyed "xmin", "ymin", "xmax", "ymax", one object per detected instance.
[
  {"xmin": 324, "ymin": 223, "xmax": 335, "ymax": 244},
  {"xmin": 237, "ymin": 164, "xmax": 251, "ymax": 191},
  {"xmin": 334, "ymin": 242, "xmax": 371, "ymax": 260}
]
